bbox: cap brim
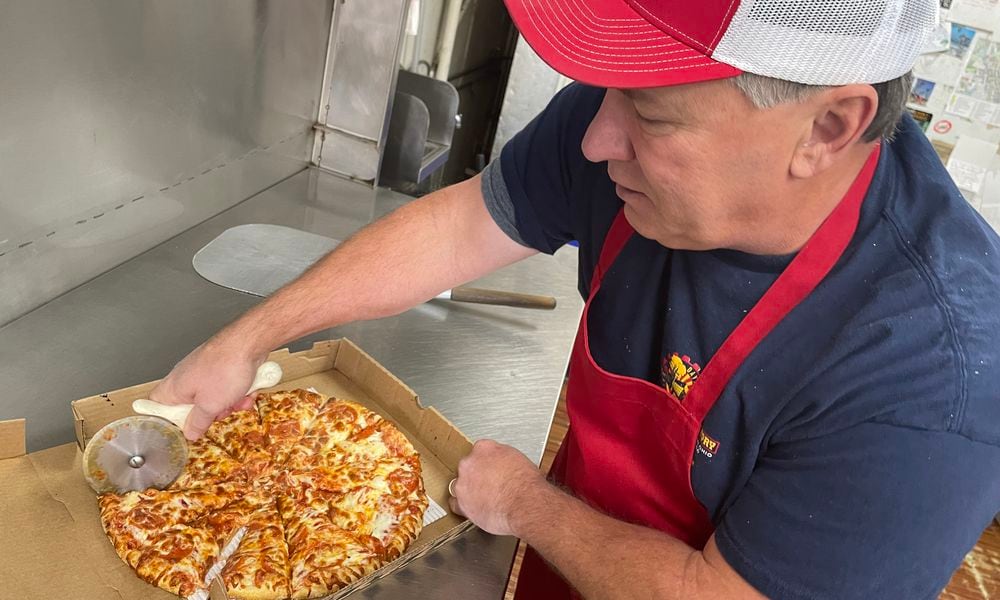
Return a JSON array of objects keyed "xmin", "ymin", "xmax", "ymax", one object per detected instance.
[{"xmin": 505, "ymin": 0, "xmax": 742, "ymax": 89}]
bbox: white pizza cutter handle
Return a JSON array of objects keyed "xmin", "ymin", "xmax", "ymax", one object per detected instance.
[{"xmin": 131, "ymin": 361, "xmax": 284, "ymax": 429}]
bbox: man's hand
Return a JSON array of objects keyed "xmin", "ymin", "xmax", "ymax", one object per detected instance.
[
  {"xmin": 448, "ymin": 439, "xmax": 765, "ymax": 600},
  {"xmin": 148, "ymin": 338, "xmax": 263, "ymax": 440},
  {"xmin": 449, "ymin": 439, "xmax": 547, "ymax": 536}
]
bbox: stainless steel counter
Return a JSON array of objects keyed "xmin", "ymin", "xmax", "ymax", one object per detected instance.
[{"xmin": 0, "ymin": 167, "xmax": 583, "ymax": 599}]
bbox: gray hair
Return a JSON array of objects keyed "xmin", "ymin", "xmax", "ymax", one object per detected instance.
[{"xmin": 730, "ymin": 71, "xmax": 913, "ymax": 142}]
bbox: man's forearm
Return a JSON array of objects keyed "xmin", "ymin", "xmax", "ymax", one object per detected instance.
[
  {"xmin": 210, "ymin": 175, "xmax": 535, "ymax": 360},
  {"xmin": 512, "ymin": 482, "xmax": 762, "ymax": 600}
]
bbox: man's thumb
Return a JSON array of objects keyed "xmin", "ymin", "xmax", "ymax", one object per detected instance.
[{"xmin": 183, "ymin": 404, "xmax": 216, "ymax": 441}]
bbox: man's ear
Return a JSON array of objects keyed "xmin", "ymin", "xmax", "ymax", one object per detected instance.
[{"xmin": 790, "ymin": 85, "xmax": 878, "ymax": 179}]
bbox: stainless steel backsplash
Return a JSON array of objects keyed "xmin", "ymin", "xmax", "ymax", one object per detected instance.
[{"xmin": 0, "ymin": 0, "xmax": 334, "ymax": 325}]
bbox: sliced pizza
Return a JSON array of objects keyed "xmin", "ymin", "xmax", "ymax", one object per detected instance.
[
  {"xmin": 221, "ymin": 499, "xmax": 292, "ymax": 600},
  {"xmin": 100, "ymin": 480, "xmax": 249, "ymax": 572},
  {"xmin": 196, "ymin": 489, "xmax": 266, "ymax": 549},
  {"xmin": 284, "ymin": 517, "xmax": 379, "ymax": 599},
  {"xmin": 274, "ymin": 478, "xmax": 338, "ymax": 545},
  {"xmin": 285, "ymin": 399, "xmax": 382, "ymax": 469},
  {"xmin": 329, "ymin": 418, "xmax": 419, "ymax": 466},
  {"xmin": 133, "ymin": 524, "xmax": 220, "ymax": 597},
  {"xmin": 98, "ymin": 387, "xmax": 428, "ymax": 600},
  {"xmin": 101, "ymin": 481, "xmax": 249, "ymax": 541},
  {"xmin": 327, "ymin": 457, "xmax": 427, "ymax": 560},
  {"xmin": 204, "ymin": 408, "xmax": 267, "ymax": 459},
  {"xmin": 170, "ymin": 436, "xmax": 245, "ymax": 490},
  {"xmin": 204, "ymin": 407, "xmax": 273, "ymax": 484},
  {"xmin": 257, "ymin": 389, "xmax": 326, "ymax": 464},
  {"xmin": 275, "ymin": 460, "xmax": 368, "ymax": 498}
]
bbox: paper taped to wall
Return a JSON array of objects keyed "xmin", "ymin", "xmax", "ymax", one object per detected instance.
[
  {"xmin": 949, "ymin": 36, "xmax": 1000, "ymax": 125},
  {"xmin": 947, "ymin": 136, "xmax": 999, "ymax": 195}
]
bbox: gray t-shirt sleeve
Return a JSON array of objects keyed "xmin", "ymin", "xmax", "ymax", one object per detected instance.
[
  {"xmin": 478, "ymin": 83, "xmax": 604, "ymax": 255},
  {"xmin": 480, "ymin": 159, "xmax": 532, "ymax": 248}
]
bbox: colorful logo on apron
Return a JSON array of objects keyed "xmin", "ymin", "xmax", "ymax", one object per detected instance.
[
  {"xmin": 697, "ymin": 429, "xmax": 721, "ymax": 458},
  {"xmin": 661, "ymin": 352, "xmax": 701, "ymax": 401}
]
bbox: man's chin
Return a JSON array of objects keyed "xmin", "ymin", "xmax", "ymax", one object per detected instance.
[
  {"xmin": 620, "ymin": 205, "xmax": 654, "ymax": 236},
  {"xmin": 622, "ymin": 207, "xmax": 700, "ymax": 250}
]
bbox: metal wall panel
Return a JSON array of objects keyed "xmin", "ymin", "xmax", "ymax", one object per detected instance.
[
  {"xmin": 315, "ymin": 0, "xmax": 407, "ymax": 183},
  {"xmin": 491, "ymin": 36, "xmax": 571, "ymax": 159},
  {"xmin": 0, "ymin": 0, "xmax": 334, "ymax": 325}
]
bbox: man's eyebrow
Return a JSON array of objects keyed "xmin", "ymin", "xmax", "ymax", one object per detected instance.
[
  {"xmin": 619, "ymin": 89, "xmax": 644, "ymax": 101},
  {"xmin": 619, "ymin": 88, "xmax": 661, "ymax": 107},
  {"xmin": 620, "ymin": 88, "xmax": 683, "ymax": 116}
]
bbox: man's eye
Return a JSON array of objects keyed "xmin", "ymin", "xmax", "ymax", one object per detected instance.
[
  {"xmin": 633, "ymin": 108, "xmax": 673, "ymax": 127},
  {"xmin": 635, "ymin": 113, "xmax": 677, "ymax": 132}
]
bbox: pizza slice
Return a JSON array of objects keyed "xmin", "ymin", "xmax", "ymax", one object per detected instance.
[
  {"xmin": 257, "ymin": 389, "xmax": 325, "ymax": 463},
  {"xmin": 327, "ymin": 456, "xmax": 427, "ymax": 560},
  {"xmin": 275, "ymin": 460, "xmax": 372, "ymax": 499},
  {"xmin": 329, "ymin": 418, "xmax": 419, "ymax": 466},
  {"xmin": 204, "ymin": 408, "xmax": 273, "ymax": 482},
  {"xmin": 221, "ymin": 498, "xmax": 292, "ymax": 600},
  {"xmin": 275, "ymin": 477, "xmax": 337, "ymax": 540},
  {"xmin": 286, "ymin": 399, "xmax": 383, "ymax": 469},
  {"xmin": 195, "ymin": 489, "xmax": 266, "ymax": 549},
  {"xmin": 169, "ymin": 436, "xmax": 245, "ymax": 490},
  {"xmin": 275, "ymin": 486, "xmax": 338, "ymax": 596},
  {"xmin": 100, "ymin": 481, "xmax": 250, "ymax": 567},
  {"xmin": 204, "ymin": 408, "xmax": 266, "ymax": 460},
  {"xmin": 133, "ymin": 524, "xmax": 220, "ymax": 598},
  {"xmin": 288, "ymin": 522, "xmax": 380, "ymax": 599}
]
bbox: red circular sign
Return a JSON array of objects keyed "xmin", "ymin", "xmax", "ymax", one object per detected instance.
[{"xmin": 933, "ymin": 120, "xmax": 953, "ymax": 134}]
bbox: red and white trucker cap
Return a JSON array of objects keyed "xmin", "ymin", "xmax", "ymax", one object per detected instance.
[{"xmin": 504, "ymin": 0, "xmax": 938, "ymax": 88}]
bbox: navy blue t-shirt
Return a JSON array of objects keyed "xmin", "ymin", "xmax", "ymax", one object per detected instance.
[{"xmin": 482, "ymin": 83, "xmax": 1000, "ymax": 599}]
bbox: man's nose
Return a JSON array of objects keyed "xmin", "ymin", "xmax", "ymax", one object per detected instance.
[{"xmin": 581, "ymin": 90, "xmax": 635, "ymax": 164}]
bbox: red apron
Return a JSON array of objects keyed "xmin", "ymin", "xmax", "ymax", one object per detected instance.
[{"xmin": 514, "ymin": 146, "xmax": 881, "ymax": 599}]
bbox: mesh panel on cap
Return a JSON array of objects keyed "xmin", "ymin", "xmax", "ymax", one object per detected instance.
[
  {"xmin": 712, "ymin": 0, "xmax": 938, "ymax": 85},
  {"xmin": 748, "ymin": 0, "xmax": 885, "ymax": 36}
]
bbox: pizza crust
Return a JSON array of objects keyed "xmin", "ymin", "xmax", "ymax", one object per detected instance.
[{"xmin": 97, "ymin": 390, "xmax": 427, "ymax": 599}]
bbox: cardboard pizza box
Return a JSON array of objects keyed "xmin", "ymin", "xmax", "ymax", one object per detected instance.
[{"xmin": 0, "ymin": 339, "xmax": 475, "ymax": 600}]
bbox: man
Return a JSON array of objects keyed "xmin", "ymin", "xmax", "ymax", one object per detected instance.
[{"xmin": 151, "ymin": 0, "xmax": 1000, "ymax": 598}]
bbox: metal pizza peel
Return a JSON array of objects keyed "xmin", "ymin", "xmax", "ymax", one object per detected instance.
[
  {"xmin": 193, "ymin": 224, "xmax": 557, "ymax": 309},
  {"xmin": 82, "ymin": 361, "xmax": 283, "ymax": 494}
]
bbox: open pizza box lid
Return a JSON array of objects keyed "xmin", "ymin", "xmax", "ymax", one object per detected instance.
[{"xmin": 0, "ymin": 339, "xmax": 474, "ymax": 600}]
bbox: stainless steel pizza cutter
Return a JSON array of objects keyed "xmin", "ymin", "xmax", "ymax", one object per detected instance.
[{"xmin": 82, "ymin": 361, "xmax": 283, "ymax": 494}]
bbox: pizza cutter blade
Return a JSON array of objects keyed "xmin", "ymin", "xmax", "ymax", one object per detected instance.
[
  {"xmin": 81, "ymin": 361, "xmax": 283, "ymax": 494},
  {"xmin": 82, "ymin": 415, "xmax": 189, "ymax": 494}
]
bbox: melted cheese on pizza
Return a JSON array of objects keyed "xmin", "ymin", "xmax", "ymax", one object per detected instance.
[{"xmin": 98, "ymin": 390, "xmax": 427, "ymax": 600}]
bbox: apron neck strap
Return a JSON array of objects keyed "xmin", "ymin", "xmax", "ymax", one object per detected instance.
[
  {"xmin": 684, "ymin": 144, "xmax": 882, "ymax": 418},
  {"xmin": 590, "ymin": 209, "xmax": 635, "ymax": 295}
]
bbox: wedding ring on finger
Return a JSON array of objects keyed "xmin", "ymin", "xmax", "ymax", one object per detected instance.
[{"xmin": 448, "ymin": 478, "xmax": 458, "ymax": 497}]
